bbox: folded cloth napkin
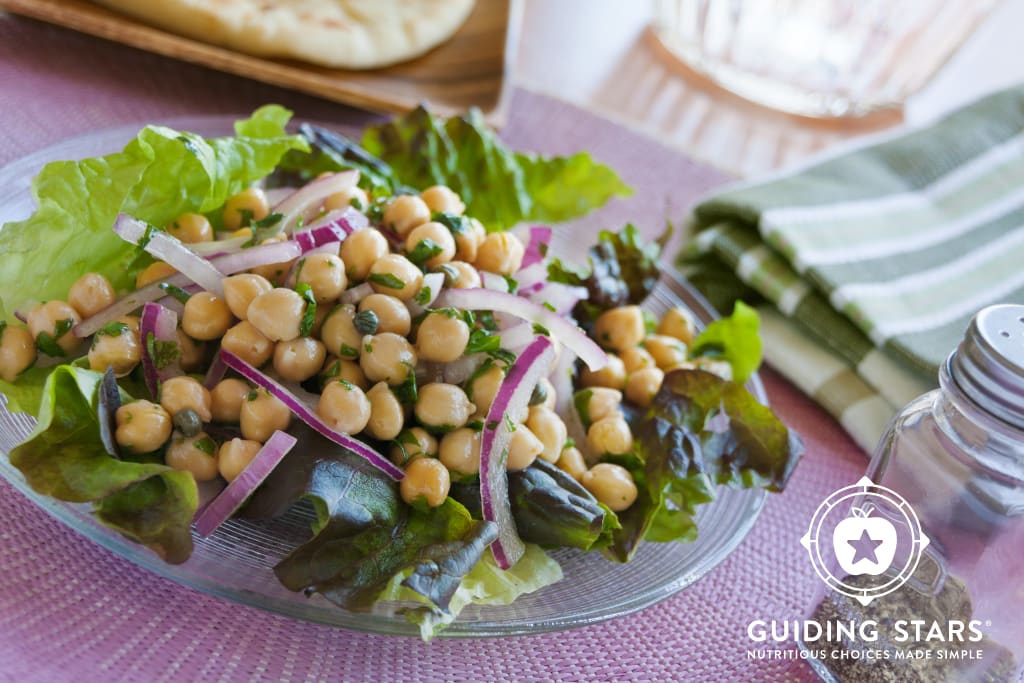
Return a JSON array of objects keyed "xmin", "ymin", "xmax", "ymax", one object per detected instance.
[{"xmin": 679, "ymin": 85, "xmax": 1024, "ymax": 453}]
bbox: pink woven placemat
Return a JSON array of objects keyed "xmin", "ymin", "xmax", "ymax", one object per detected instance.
[{"xmin": 0, "ymin": 15, "xmax": 868, "ymax": 683}]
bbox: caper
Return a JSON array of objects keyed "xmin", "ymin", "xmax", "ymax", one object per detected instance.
[
  {"xmin": 529, "ymin": 381, "xmax": 548, "ymax": 406},
  {"xmin": 353, "ymin": 309, "xmax": 379, "ymax": 336},
  {"xmin": 172, "ymin": 408, "xmax": 203, "ymax": 437}
]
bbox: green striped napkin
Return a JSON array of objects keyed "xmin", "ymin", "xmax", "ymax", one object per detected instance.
[{"xmin": 679, "ymin": 85, "xmax": 1024, "ymax": 452}]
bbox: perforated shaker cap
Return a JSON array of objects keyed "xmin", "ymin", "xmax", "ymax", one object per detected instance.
[{"xmin": 950, "ymin": 304, "xmax": 1024, "ymax": 429}]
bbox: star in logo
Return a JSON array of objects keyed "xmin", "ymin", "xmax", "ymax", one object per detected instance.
[{"xmin": 848, "ymin": 529, "xmax": 884, "ymax": 564}]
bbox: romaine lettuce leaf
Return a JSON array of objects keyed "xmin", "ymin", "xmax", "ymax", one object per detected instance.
[
  {"xmin": 8, "ymin": 365, "xmax": 197, "ymax": 563},
  {"xmin": 291, "ymin": 106, "xmax": 631, "ymax": 232},
  {"xmin": 689, "ymin": 300, "xmax": 762, "ymax": 384},
  {"xmin": 380, "ymin": 543, "xmax": 563, "ymax": 641},
  {"xmin": 0, "ymin": 105, "xmax": 308, "ymax": 320}
]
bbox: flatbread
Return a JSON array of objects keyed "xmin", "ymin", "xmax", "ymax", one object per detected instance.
[{"xmin": 92, "ymin": 0, "xmax": 476, "ymax": 69}]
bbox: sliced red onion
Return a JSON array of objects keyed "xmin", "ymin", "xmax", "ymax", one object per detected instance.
[
  {"xmin": 188, "ymin": 234, "xmax": 250, "ymax": 256},
  {"xmin": 435, "ymin": 289, "xmax": 608, "ymax": 371},
  {"xmin": 529, "ymin": 282, "xmax": 589, "ymax": 316},
  {"xmin": 193, "ymin": 430, "xmax": 298, "ymax": 536},
  {"xmin": 140, "ymin": 302, "xmax": 182, "ymax": 397},
  {"xmin": 441, "ymin": 353, "xmax": 486, "ymax": 385},
  {"xmin": 520, "ymin": 226, "xmax": 552, "ymax": 269},
  {"xmin": 210, "ymin": 239, "xmax": 302, "ymax": 276},
  {"xmin": 13, "ymin": 309, "xmax": 28, "ymax": 324},
  {"xmin": 340, "ymin": 282, "xmax": 375, "ymax": 306},
  {"xmin": 405, "ymin": 272, "xmax": 445, "ymax": 318},
  {"xmin": 499, "ymin": 322, "xmax": 536, "ymax": 352},
  {"xmin": 157, "ymin": 296, "xmax": 186, "ymax": 318},
  {"xmin": 220, "ymin": 350, "xmax": 403, "ymax": 480},
  {"xmin": 479, "ymin": 271, "xmax": 510, "ymax": 293},
  {"xmin": 264, "ymin": 186, "xmax": 298, "ymax": 206},
  {"xmin": 293, "ymin": 210, "xmax": 361, "ymax": 252},
  {"xmin": 114, "ymin": 214, "xmax": 225, "ymax": 296},
  {"xmin": 480, "ymin": 335, "xmax": 556, "ymax": 569},
  {"xmin": 203, "ymin": 350, "xmax": 227, "ymax": 389},
  {"xmin": 272, "ymin": 170, "xmax": 359, "ymax": 234}
]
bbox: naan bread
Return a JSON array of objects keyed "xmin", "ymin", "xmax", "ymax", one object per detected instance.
[{"xmin": 92, "ymin": 0, "xmax": 476, "ymax": 69}]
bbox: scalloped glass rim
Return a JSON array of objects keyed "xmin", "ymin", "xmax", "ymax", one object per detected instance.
[{"xmin": 0, "ymin": 117, "xmax": 767, "ymax": 638}]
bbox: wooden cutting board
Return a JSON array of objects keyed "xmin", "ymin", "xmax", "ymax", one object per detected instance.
[{"xmin": 0, "ymin": 0, "xmax": 521, "ymax": 124}]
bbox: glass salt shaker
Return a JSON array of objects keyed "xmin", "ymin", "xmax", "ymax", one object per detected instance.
[{"xmin": 803, "ymin": 304, "xmax": 1024, "ymax": 683}]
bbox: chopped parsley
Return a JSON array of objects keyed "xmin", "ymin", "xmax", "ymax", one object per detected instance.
[
  {"xmin": 193, "ymin": 436, "xmax": 217, "ymax": 456},
  {"xmin": 532, "ymin": 323, "xmax": 550, "ymax": 337},
  {"xmin": 466, "ymin": 328, "xmax": 501, "ymax": 355},
  {"xmin": 340, "ymin": 343, "xmax": 359, "ymax": 359},
  {"xmin": 431, "ymin": 211, "xmax": 470, "ymax": 235},
  {"xmin": 477, "ymin": 311, "xmax": 498, "ymax": 331},
  {"xmin": 488, "ymin": 348, "xmax": 517, "ymax": 366},
  {"xmin": 368, "ymin": 272, "xmax": 405, "ymax": 290},
  {"xmin": 364, "ymin": 342, "xmax": 374, "ymax": 354},
  {"xmin": 35, "ymin": 317, "xmax": 75, "ymax": 357},
  {"xmin": 337, "ymin": 378, "xmax": 357, "ymax": 391},
  {"xmin": 295, "ymin": 283, "xmax": 317, "ymax": 337},
  {"xmin": 466, "ymin": 419, "xmax": 484, "ymax": 432},
  {"xmin": 503, "ymin": 413, "xmax": 516, "ymax": 432},
  {"xmin": 158, "ymin": 282, "xmax": 192, "ymax": 303},
  {"xmin": 502, "ymin": 274, "xmax": 518, "ymax": 294},
  {"xmin": 542, "ymin": 302, "xmax": 556, "ymax": 312},
  {"xmin": 407, "ymin": 238, "xmax": 443, "ymax": 267},
  {"xmin": 96, "ymin": 321, "xmax": 130, "ymax": 338},
  {"xmin": 145, "ymin": 332, "xmax": 181, "ymax": 370},
  {"xmin": 393, "ymin": 362, "xmax": 418, "ymax": 404},
  {"xmin": 138, "ymin": 224, "xmax": 158, "ymax": 249},
  {"xmin": 413, "ymin": 286, "xmax": 432, "ymax": 306}
]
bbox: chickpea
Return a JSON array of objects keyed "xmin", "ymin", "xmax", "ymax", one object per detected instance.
[
  {"xmin": 182, "ymin": 292, "xmax": 233, "ymax": 341},
  {"xmin": 135, "ymin": 261, "xmax": 176, "ymax": 288},
  {"xmin": 644, "ymin": 335, "xmax": 688, "ymax": 370},
  {"xmin": 621, "ymin": 345, "xmax": 656, "ymax": 373},
  {"xmin": 400, "ymin": 457, "xmax": 451, "ymax": 508},
  {"xmin": 0, "ymin": 326, "xmax": 36, "ymax": 382},
  {"xmin": 415, "ymin": 383, "xmax": 475, "ymax": 432},
  {"xmin": 693, "ymin": 357, "xmax": 734, "ymax": 381},
  {"xmin": 579, "ymin": 387, "xmax": 623, "ymax": 425},
  {"xmin": 26, "ymin": 300, "xmax": 81, "ymax": 356},
  {"xmin": 454, "ymin": 219, "xmax": 486, "ymax": 263},
  {"xmin": 383, "ymin": 194, "xmax": 431, "ymax": 238},
  {"xmin": 324, "ymin": 186, "xmax": 369, "ymax": 212},
  {"xmin": 557, "ymin": 446, "xmax": 587, "ymax": 482},
  {"xmin": 240, "ymin": 388, "xmax": 291, "ymax": 442},
  {"xmin": 320, "ymin": 357, "xmax": 367, "ymax": 390},
  {"xmin": 360, "ymin": 332, "xmax": 417, "ymax": 385},
  {"xmin": 340, "ymin": 229, "xmax": 389, "ymax": 282},
  {"xmin": 467, "ymin": 363, "xmax": 505, "ymax": 418},
  {"xmin": 625, "ymin": 367, "xmax": 665, "ymax": 407},
  {"xmin": 390, "ymin": 427, "xmax": 438, "ymax": 467},
  {"xmin": 658, "ymin": 306, "xmax": 698, "ymax": 346},
  {"xmin": 419, "ymin": 185, "xmax": 465, "ymax": 215},
  {"xmin": 223, "ymin": 187, "xmax": 269, "ymax": 231},
  {"xmin": 115, "ymin": 400, "xmax": 172, "ymax": 453},
  {"xmin": 416, "ymin": 311, "xmax": 470, "ymax": 363},
  {"xmin": 297, "ymin": 253, "xmax": 347, "ymax": 304},
  {"xmin": 221, "ymin": 321, "xmax": 274, "ymax": 367},
  {"xmin": 405, "ymin": 222, "xmax": 456, "ymax": 268},
  {"xmin": 165, "ymin": 432, "xmax": 219, "ymax": 482},
  {"xmin": 320, "ymin": 304, "xmax": 363, "ymax": 359},
  {"xmin": 160, "ymin": 376, "xmax": 212, "ymax": 423},
  {"xmin": 440, "ymin": 261, "xmax": 482, "ymax": 289},
  {"xmin": 594, "ymin": 306, "xmax": 646, "ymax": 352},
  {"xmin": 581, "ymin": 463, "xmax": 638, "ymax": 512},
  {"xmin": 365, "ymin": 382, "xmax": 404, "ymax": 441},
  {"xmin": 217, "ymin": 438, "xmax": 262, "ymax": 483},
  {"xmin": 438, "ymin": 428, "xmax": 481, "ymax": 477},
  {"xmin": 587, "ymin": 416, "xmax": 634, "ymax": 456},
  {"xmin": 67, "ymin": 273, "xmax": 115, "ymax": 318},
  {"xmin": 117, "ymin": 315, "xmax": 141, "ymax": 336},
  {"xmin": 176, "ymin": 329, "xmax": 206, "ymax": 372},
  {"xmin": 474, "ymin": 232, "xmax": 525, "ymax": 275},
  {"xmin": 317, "ymin": 380, "xmax": 370, "ymax": 434},
  {"xmin": 210, "ymin": 378, "xmax": 250, "ymax": 422},
  {"xmin": 525, "ymin": 406, "xmax": 568, "ymax": 464},
  {"xmin": 367, "ymin": 254, "xmax": 423, "ymax": 301},
  {"xmin": 246, "ymin": 288, "xmax": 305, "ymax": 342},
  {"xmin": 223, "ymin": 273, "xmax": 273, "ymax": 320},
  {"xmin": 273, "ymin": 337, "xmax": 326, "ymax": 382},
  {"xmin": 506, "ymin": 424, "xmax": 543, "ymax": 471},
  {"xmin": 358, "ymin": 294, "xmax": 410, "ymax": 336},
  {"xmin": 167, "ymin": 213, "xmax": 213, "ymax": 244},
  {"xmin": 88, "ymin": 326, "xmax": 141, "ymax": 377},
  {"xmin": 579, "ymin": 354, "xmax": 627, "ymax": 391}
]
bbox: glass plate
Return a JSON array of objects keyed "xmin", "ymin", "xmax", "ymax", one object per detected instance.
[{"xmin": 0, "ymin": 118, "xmax": 767, "ymax": 637}]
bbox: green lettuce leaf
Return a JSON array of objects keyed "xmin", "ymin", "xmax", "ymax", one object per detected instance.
[
  {"xmin": 689, "ymin": 300, "xmax": 762, "ymax": 384},
  {"xmin": 0, "ymin": 366, "xmax": 53, "ymax": 418},
  {"xmin": 380, "ymin": 543, "xmax": 563, "ymax": 641},
  {"xmin": 8, "ymin": 365, "xmax": 197, "ymax": 563},
  {"xmin": 305, "ymin": 106, "xmax": 632, "ymax": 232},
  {"xmin": 606, "ymin": 368, "xmax": 803, "ymax": 561},
  {"xmin": 0, "ymin": 105, "xmax": 308, "ymax": 320}
]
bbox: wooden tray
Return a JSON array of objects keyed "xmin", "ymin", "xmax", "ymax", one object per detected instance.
[{"xmin": 0, "ymin": 0, "xmax": 521, "ymax": 124}]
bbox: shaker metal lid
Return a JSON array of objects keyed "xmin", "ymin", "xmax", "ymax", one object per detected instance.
[{"xmin": 951, "ymin": 304, "xmax": 1024, "ymax": 429}]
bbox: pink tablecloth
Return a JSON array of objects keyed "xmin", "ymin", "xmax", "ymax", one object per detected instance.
[{"xmin": 0, "ymin": 15, "xmax": 868, "ymax": 683}]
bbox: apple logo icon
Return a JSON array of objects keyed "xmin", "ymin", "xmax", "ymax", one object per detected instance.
[{"xmin": 832, "ymin": 505, "xmax": 897, "ymax": 576}]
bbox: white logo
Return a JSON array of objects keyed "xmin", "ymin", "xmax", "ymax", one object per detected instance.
[{"xmin": 801, "ymin": 476, "xmax": 930, "ymax": 605}]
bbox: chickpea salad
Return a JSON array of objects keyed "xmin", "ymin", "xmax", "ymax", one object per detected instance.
[{"xmin": 0, "ymin": 106, "xmax": 801, "ymax": 638}]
